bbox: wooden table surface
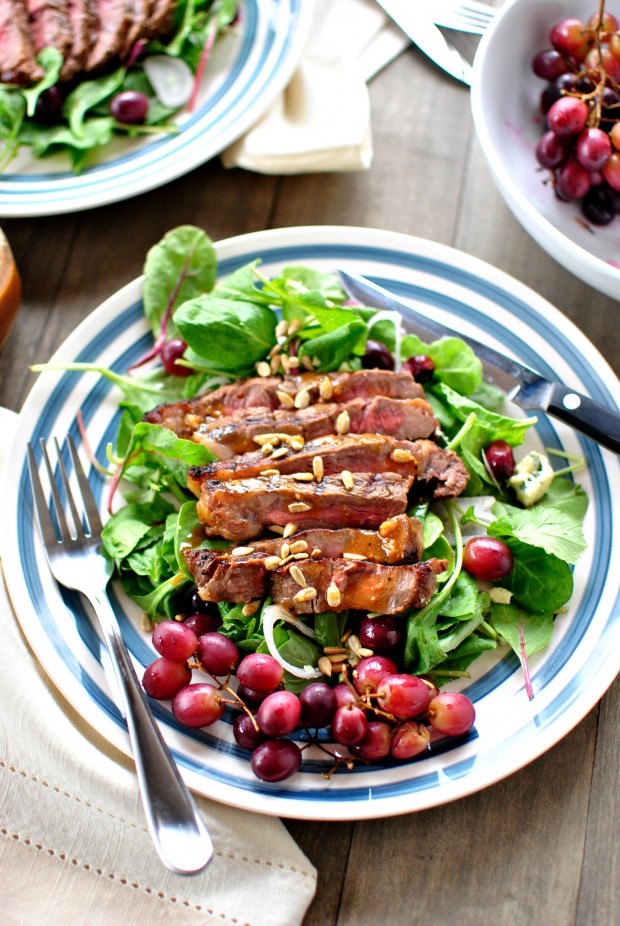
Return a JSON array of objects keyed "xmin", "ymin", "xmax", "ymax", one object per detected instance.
[{"xmin": 0, "ymin": 31, "xmax": 618, "ymax": 926}]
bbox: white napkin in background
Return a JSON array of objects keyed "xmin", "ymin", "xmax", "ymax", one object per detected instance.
[
  {"xmin": 221, "ymin": 0, "xmax": 409, "ymax": 174},
  {"xmin": 0, "ymin": 409, "xmax": 316, "ymax": 926}
]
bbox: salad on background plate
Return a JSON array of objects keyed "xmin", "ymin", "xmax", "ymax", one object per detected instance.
[
  {"xmin": 0, "ymin": 0, "xmax": 311, "ymax": 216},
  {"xmin": 2, "ymin": 225, "xmax": 618, "ymax": 819}
]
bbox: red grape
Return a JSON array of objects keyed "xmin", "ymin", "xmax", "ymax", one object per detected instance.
[
  {"xmin": 462, "ymin": 536, "xmax": 514, "ymax": 582},
  {"xmin": 183, "ymin": 612, "xmax": 222, "ymax": 636},
  {"xmin": 549, "ymin": 18, "xmax": 591, "ymax": 61},
  {"xmin": 196, "ymin": 632, "xmax": 239, "ymax": 677},
  {"xmin": 256, "ymin": 690, "xmax": 302, "ymax": 737},
  {"xmin": 535, "ymin": 131, "xmax": 570, "ymax": 169},
  {"xmin": 236, "ymin": 653, "xmax": 283, "ymax": 692},
  {"xmin": 555, "ymin": 159, "xmax": 591, "ymax": 201},
  {"xmin": 532, "ymin": 49, "xmax": 568, "ymax": 82},
  {"xmin": 142, "ymin": 657, "xmax": 191, "ymax": 700},
  {"xmin": 299, "ymin": 682, "xmax": 337, "ymax": 728},
  {"xmin": 484, "ymin": 439, "xmax": 515, "ymax": 481},
  {"xmin": 171, "ymin": 682, "xmax": 224, "ymax": 727},
  {"xmin": 233, "ymin": 713, "xmax": 266, "ymax": 750},
  {"xmin": 427, "ymin": 692, "xmax": 476, "ymax": 736},
  {"xmin": 401, "ymin": 354, "xmax": 435, "ymax": 383},
  {"xmin": 362, "ymin": 340, "xmax": 394, "ymax": 371},
  {"xmin": 390, "ymin": 721, "xmax": 431, "ymax": 760},
  {"xmin": 161, "ymin": 338, "xmax": 193, "ymax": 376},
  {"xmin": 333, "ymin": 682, "xmax": 357, "ymax": 709},
  {"xmin": 152, "ymin": 620, "xmax": 198, "ymax": 662},
  {"xmin": 109, "ymin": 90, "xmax": 149, "ymax": 124},
  {"xmin": 358, "ymin": 615, "xmax": 402, "ymax": 654},
  {"xmin": 376, "ymin": 673, "xmax": 432, "ymax": 719},
  {"xmin": 353, "ymin": 654, "xmax": 398, "ymax": 695},
  {"xmin": 251, "ymin": 739, "xmax": 302, "ymax": 782},
  {"xmin": 331, "ymin": 704, "xmax": 368, "ymax": 746},
  {"xmin": 547, "ymin": 96, "xmax": 589, "ymax": 136},
  {"xmin": 352, "ymin": 721, "xmax": 392, "ymax": 761},
  {"xmin": 576, "ymin": 127, "xmax": 612, "ymax": 171}
]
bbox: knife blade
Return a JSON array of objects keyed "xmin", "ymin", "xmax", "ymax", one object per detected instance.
[
  {"xmin": 375, "ymin": 0, "xmax": 472, "ymax": 85},
  {"xmin": 338, "ymin": 270, "xmax": 620, "ymax": 455}
]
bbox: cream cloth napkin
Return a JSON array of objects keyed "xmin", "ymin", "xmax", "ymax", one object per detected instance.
[
  {"xmin": 221, "ymin": 0, "xmax": 409, "ymax": 174},
  {"xmin": 0, "ymin": 409, "xmax": 316, "ymax": 926}
]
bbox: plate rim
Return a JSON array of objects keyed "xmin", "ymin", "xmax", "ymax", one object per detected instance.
[{"xmin": 2, "ymin": 224, "xmax": 619, "ymax": 820}]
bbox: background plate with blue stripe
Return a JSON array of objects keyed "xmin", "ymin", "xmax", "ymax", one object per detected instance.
[
  {"xmin": 0, "ymin": 0, "xmax": 311, "ymax": 218},
  {"xmin": 2, "ymin": 225, "xmax": 618, "ymax": 820}
]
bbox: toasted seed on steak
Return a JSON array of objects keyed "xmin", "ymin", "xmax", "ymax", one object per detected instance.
[
  {"xmin": 186, "ymin": 396, "xmax": 437, "ymax": 457},
  {"xmin": 184, "ymin": 515, "xmax": 425, "ymax": 603},
  {"xmin": 0, "ymin": 0, "xmax": 43, "ymax": 86},
  {"xmin": 272, "ymin": 557, "xmax": 447, "ymax": 615},
  {"xmin": 195, "ymin": 472, "xmax": 414, "ymax": 541},
  {"xmin": 187, "ymin": 434, "xmax": 468, "ymax": 499}
]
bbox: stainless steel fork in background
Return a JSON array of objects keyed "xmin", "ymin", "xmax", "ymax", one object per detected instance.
[
  {"xmin": 432, "ymin": 0, "xmax": 496, "ymax": 35},
  {"xmin": 27, "ymin": 435, "xmax": 213, "ymax": 875}
]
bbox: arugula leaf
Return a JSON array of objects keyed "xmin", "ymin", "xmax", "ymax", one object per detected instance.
[
  {"xmin": 436, "ymin": 383, "xmax": 537, "ymax": 447},
  {"xmin": 489, "ymin": 500, "xmax": 587, "ymax": 564},
  {"xmin": 143, "ymin": 225, "xmax": 217, "ymax": 340},
  {"xmin": 120, "ymin": 421, "xmax": 216, "ymax": 486}
]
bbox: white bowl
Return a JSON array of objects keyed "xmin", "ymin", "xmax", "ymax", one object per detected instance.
[{"xmin": 471, "ymin": 0, "xmax": 620, "ymax": 299}]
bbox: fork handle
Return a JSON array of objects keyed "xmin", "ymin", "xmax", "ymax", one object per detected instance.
[{"xmin": 90, "ymin": 589, "xmax": 213, "ymax": 875}]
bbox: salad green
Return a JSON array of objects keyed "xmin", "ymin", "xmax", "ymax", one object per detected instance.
[
  {"xmin": 33, "ymin": 225, "xmax": 588, "ymax": 697},
  {"xmin": 0, "ymin": 1, "xmax": 238, "ymax": 173}
]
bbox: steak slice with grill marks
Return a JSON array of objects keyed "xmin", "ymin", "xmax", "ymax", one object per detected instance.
[
  {"xmin": 85, "ymin": 0, "xmax": 133, "ymax": 72},
  {"xmin": 272, "ymin": 557, "xmax": 447, "ymax": 615},
  {"xmin": 26, "ymin": 0, "xmax": 74, "ymax": 64},
  {"xmin": 0, "ymin": 0, "xmax": 43, "ymax": 86},
  {"xmin": 144, "ymin": 368, "xmax": 425, "ymax": 434},
  {"xmin": 184, "ymin": 515, "xmax": 425, "ymax": 603},
  {"xmin": 186, "ymin": 396, "xmax": 437, "ymax": 458},
  {"xmin": 187, "ymin": 434, "xmax": 468, "ymax": 500},
  {"xmin": 196, "ymin": 472, "xmax": 413, "ymax": 541},
  {"xmin": 62, "ymin": 0, "xmax": 98, "ymax": 80}
]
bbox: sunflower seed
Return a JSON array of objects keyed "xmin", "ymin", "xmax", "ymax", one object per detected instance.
[
  {"xmin": 326, "ymin": 582, "xmax": 341, "ymax": 608},
  {"xmin": 288, "ymin": 502, "xmax": 311, "ymax": 513},
  {"xmin": 318, "ymin": 656, "xmax": 332, "ymax": 677},
  {"xmin": 283, "ymin": 522, "xmax": 298, "ymax": 539},
  {"xmin": 276, "ymin": 390, "xmax": 295, "ymax": 409},
  {"xmin": 312, "ymin": 456, "xmax": 324, "ymax": 482},
  {"xmin": 335, "ymin": 409, "xmax": 350, "ymax": 435},
  {"xmin": 231, "ymin": 546, "xmax": 255, "ymax": 557},
  {"xmin": 290, "ymin": 565, "xmax": 307, "ymax": 587},
  {"xmin": 264, "ymin": 556, "xmax": 282, "ymax": 571},
  {"xmin": 256, "ymin": 361, "xmax": 271, "ymax": 378},
  {"xmin": 391, "ymin": 448, "xmax": 415, "ymax": 463},
  {"xmin": 293, "ymin": 586, "xmax": 317, "ymax": 602},
  {"xmin": 294, "ymin": 388, "xmax": 310, "ymax": 410},
  {"xmin": 342, "ymin": 552, "xmax": 367, "ymax": 561},
  {"xmin": 319, "ymin": 377, "xmax": 333, "ymax": 401},
  {"xmin": 291, "ymin": 472, "xmax": 314, "ymax": 482},
  {"xmin": 341, "ymin": 470, "xmax": 354, "ymax": 490},
  {"xmin": 289, "ymin": 540, "xmax": 309, "ymax": 554}
]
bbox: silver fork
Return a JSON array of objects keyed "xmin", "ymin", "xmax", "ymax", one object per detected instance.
[
  {"xmin": 27, "ymin": 435, "xmax": 213, "ymax": 875},
  {"xmin": 432, "ymin": 1, "xmax": 497, "ymax": 36}
]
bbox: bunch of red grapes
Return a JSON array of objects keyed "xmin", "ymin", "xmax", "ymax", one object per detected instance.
[
  {"xmin": 141, "ymin": 616, "xmax": 476, "ymax": 783},
  {"xmin": 533, "ymin": 8, "xmax": 620, "ymax": 224}
]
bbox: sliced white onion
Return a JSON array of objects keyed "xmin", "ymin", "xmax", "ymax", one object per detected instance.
[
  {"xmin": 143, "ymin": 55, "xmax": 194, "ymax": 109},
  {"xmin": 262, "ymin": 604, "xmax": 322, "ymax": 680}
]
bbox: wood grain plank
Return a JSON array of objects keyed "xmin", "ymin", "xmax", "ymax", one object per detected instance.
[
  {"xmin": 334, "ymin": 712, "xmax": 597, "ymax": 926},
  {"xmin": 283, "ymin": 820, "xmax": 353, "ymax": 926}
]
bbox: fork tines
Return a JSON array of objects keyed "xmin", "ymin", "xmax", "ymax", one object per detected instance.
[{"xmin": 27, "ymin": 436, "xmax": 101, "ymax": 545}]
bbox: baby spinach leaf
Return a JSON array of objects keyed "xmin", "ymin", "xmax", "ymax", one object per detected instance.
[
  {"xmin": 500, "ymin": 538, "xmax": 573, "ymax": 614},
  {"xmin": 435, "ymin": 383, "xmax": 537, "ymax": 446},
  {"xmin": 401, "ymin": 335, "xmax": 483, "ymax": 394},
  {"xmin": 65, "ymin": 68, "xmax": 126, "ymax": 137},
  {"xmin": 102, "ymin": 496, "xmax": 175, "ymax": 561},
  {"xmin": 298, "ymin": 319, "xmax": 367, "ymax": 371},
  {"xmin": 175, "ymin": 296, "xmax": 277, "ymax": 372},
  {"xmin": 143, "ymin": 225, "xmax": 217, "ymax": 339}
]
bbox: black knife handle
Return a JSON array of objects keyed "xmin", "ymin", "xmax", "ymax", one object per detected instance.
[{"xmin": 547, "ymin": 384, "xmax": 620, "ymax": 455}]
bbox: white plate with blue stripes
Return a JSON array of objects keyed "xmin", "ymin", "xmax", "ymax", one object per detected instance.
[
  {"xmin": 0, "ymin": 0, "xmax": 311, "ymax": 218},
  {"xmin": 2, "ymin": 225, "xmax": 619, "ymax": 819}
]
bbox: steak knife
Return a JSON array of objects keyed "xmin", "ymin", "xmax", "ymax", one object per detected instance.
[
  {"xmin": 376, "ymin": 0, "xmax": 472, "ymax": 85},
  {"xmin": 338, "ymin": 270, "xmax": 620, "ymax": 455}
]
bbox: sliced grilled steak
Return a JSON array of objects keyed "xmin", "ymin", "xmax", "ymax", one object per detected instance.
[
  {"xmin": 26, "ymin": 0, "xmax": 74, "ymax": 66},
  {"xmin": 186, "ymin": 396, "xmax": 437, "ymax": 458},
  {"xmin": 62, "ymin": 0, "xmax": 98, "ymax": 79},
  {"xmin": 120, "ymin": 0, "xmax": 151, "ymax": 59},
  {"xmin": 196, "ymin": 472, "xmax": 413, "ymax": 541},
  {"xmin": 144, "ymin": 0, "xmax": 176, "ymax": 38},
  {"xmin": 187, "ymin": 434, "xmax": 468, "ymax": 500},
  {"xmin": 184, "ymin": 515, "xmax": 425, "ymax": 603},
  {"xmin": 0, "ymin": 0, "xmax": 43, "ymax": 86},
  {"xmin": 272, "ymin": 557, "xmax": 447, "ymax": 615},
  {"xmin": 85, "ymin": 0, "xmax": 133, "ymax": 72}
]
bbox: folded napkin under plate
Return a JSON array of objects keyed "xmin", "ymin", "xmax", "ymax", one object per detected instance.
[
  {"xmin": 0, "ymin": 408, "xmax": 316, "ymax": 926},
  {"xmin": 222, "ymin": 0, "xmax": 409, "ymax": 173}
]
